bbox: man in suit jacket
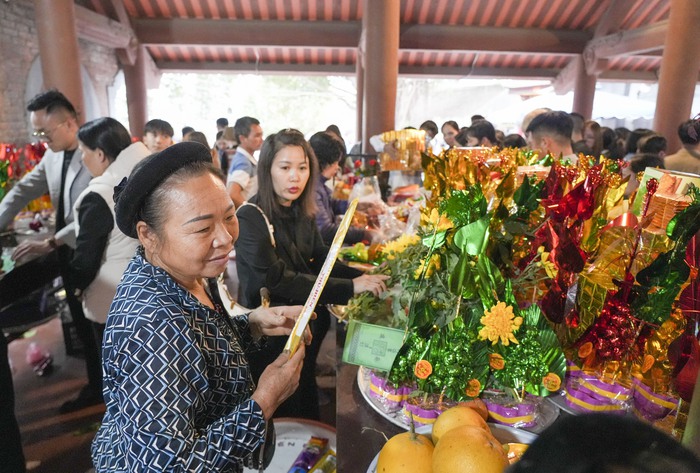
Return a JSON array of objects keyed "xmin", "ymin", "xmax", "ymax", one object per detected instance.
[{"xmin": 0, "ymin": 91, "xmax": 100, "ymax": 422}]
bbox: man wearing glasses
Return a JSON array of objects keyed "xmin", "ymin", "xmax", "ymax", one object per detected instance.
[{"xmin": 0, "ymin": 90, "xmax": 100, "ymax": 418}]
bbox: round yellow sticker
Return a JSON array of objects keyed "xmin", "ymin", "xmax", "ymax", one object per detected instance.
[
  {"xmin": 414, "ymin": 360, "xmax": 433, "ymax": 379},
  {"xmin": 577, "ymin": 341, "xmax": 593, "ymax": 360},
  {"xmin": 542, "ymin": 373, "xmax": 562, "ymax": 392},
  {"xmin": 489, "ymin": 353, "xmax": 505, "ymax": 370},
  {"xmin": 465, "ymin": 378, "xmax": 482, "ymax": 397}
]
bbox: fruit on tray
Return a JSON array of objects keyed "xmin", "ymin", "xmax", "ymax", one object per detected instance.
[
  {"xmin": 375, "ymin": 404, "xmax": 522, "ymax": 472},
  {"xmin": 431, "ymin": 404, "xmax": 489, "ymax": 445},
  {"xmin": 375, "ymin": 422, "xmax": 433, "ymax": 473},
  {"xmin": 432, "ymin": 424, "xmax": 508, "ymax": 473}
]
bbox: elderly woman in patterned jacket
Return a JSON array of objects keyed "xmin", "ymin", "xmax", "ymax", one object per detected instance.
[{"xmin": 91, "ymin": 142, "xmax": 306, "ymax": 472}]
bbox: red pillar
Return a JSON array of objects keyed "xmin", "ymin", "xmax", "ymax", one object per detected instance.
[
  {"xmin": 572, "ymin": 56, "xmax": 596, "ymax": 120},
  {"xmin": 653, "ymin": 0, "xmax": 700, "ymax": 153},
  {"xmin": 123, "ymin": 46, "xmax": 148, "ymax": 138},
  {"xmin": 33, "ymin": 0, "xmax": 85, "ymax": 123},
  {"xmin": 356, "ymin": 10, "xmax": 367, "ymax": 150},
  {"xmin": 362, "ymin": 0, "xmax": 400, "ymax": 152},
  {"xmin": 356, "ymin": 55, "xmax": 365, "ymax": 150}
]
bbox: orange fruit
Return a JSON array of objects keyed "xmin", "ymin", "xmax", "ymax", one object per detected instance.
[
  {"xmin": 432, "ymin": 425, "xmax": 509, "ymax": 473},
  {"xmin": 376, "ymin": 430, "xmax": 433, "ymax": 473},
  {"xmin": 432, "ymin": 405, "xmax": 489, "ymax": 445},
  {"xmin": 458, "ymin": 398, "xmax": 489, "ymax": 421},
  {"xmin": 505, "ymin": 442, "xmax": 529, "ymax": 464}
]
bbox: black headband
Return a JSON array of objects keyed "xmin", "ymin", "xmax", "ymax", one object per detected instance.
[{"xmin": 114, "ymin": 141, "xmax": 213, "ymax": 238}]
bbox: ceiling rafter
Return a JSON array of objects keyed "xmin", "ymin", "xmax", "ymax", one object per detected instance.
[
  {"xmin": 583, "ymin": 19, "xmax": 667, "ymax": 75},
  {"xmin": 594, "ymin": 0, "xmax": 631, "ymax": 37},
  {"xmin": 71, "ymin": 0, "xmax": 681, "ymax": 86},
  {"xmin": 75, "ymin": 4, "xmax": 133, "ymax": 49},
  {"xmin": 552, "ymin": 56, "xmax": 583, "ymax": 94},
  {"xmin": 74, "ymin": 3, "xmax": 140, "ymax": 65},
  {"xmin": 553, "ymin": 1, "xmax": 666, "ymax": 94},
  {"xmin": 398, "ymin": 24, "xmax": 589, "ymax": 54},
  {"xmin": 133, "ymin": 18, "xmax": 360, "ymax": 48},
  {"xmin": 133, "ymin": 17, "xmax": 590, "ymax": 56},
  {"xmin": 109, "ymin": 0, "xmax": 140, "ymax": 65}
]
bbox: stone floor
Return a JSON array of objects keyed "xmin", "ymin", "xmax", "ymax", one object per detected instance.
[{"xmin": 9, "ymin": 316, "xmax": 105, "ymax": 473}]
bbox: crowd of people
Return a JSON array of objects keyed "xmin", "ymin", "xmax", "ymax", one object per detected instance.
[
  {"xmin": 421, "ymin": 110, "xmax": 700, "ymax": 197},
  {"xmin": 1, "ymin": 88, "xmax": 700, "ymax": 472},
  {"xmin": 429, "ymin": 110, "xmax": 694, "ymax": 168}
]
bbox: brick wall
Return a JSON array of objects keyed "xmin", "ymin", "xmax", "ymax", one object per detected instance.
[
  {"xmin": 0, "ymin": 0, "xmax": 119, "ymax": 145},
  {"xmin": 0, "ymin": 0, "xmax": 39, "ymax": 144}
]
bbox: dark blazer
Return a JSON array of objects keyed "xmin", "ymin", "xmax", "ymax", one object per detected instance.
[{"xmin": 235, "ymin": 195, "xmax": 362, "ymax": 309}]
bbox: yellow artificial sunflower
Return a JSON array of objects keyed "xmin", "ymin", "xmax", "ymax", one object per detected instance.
[
  {"xmin": 414, "ymin": 253, "xmax": 441, "ymax": 279},
  {"xmin": 536, "ymin": 246, "xmax": 557, "ymax": 279},
  {"xmin": 381, "ymin": 233, "xmax": 420, "ymax": 260},
  {"xmin": 478, "ymin": 301, "xmax": 523, "ymax": 346},
  {"xmin": 421, "ymin": 208, "xmax": 453, "ymax": 232}
]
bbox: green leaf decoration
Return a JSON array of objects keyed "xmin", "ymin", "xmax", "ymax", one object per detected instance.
[
  {"xmin": 454, "ymin": 217, "xmax": 490, "ymax": 256},
  {"xmin": 389, "ymin": 316, "xmax": 491, "ymax": 401},
  {"xmin": 438, "ymin": 187, "xmax": 487, "ymax": 227},
  {"xmin": 422, "ymin": 231, "xmax": 446, "ymax": 250},
  {"xmin": 667, "ymin": 186, "xmax": 700, "ymax": 243},
  {"xmin": 512, "ymin": 174, "xmax": 544, "ymax": 219},
  {"xmin": 475, "ymin": 254, "xmax": 505, "ymax": 308},
  {"xmin": 633, "ymin": 187, "xmax": 700, "ymax": 324},
  {"xmin": 489, "ymin": 304, "xmax": 566, "ymax": 397},
  {"xmin": 449, "ymin": 251, "xmax": 470, "ymax": 296}
]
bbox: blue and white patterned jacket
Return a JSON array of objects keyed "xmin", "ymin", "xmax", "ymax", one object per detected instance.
[{"xmin": 92, "ymin": 248, "xmax": 266, "ymax": 472}]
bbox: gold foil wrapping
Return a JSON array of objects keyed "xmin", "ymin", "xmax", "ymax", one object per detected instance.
[
  {"xmin": 573, "ymin": 271, "xmax": 616, "ymax": 345},
  {"xmin": 631, "ymin": 308, "xmax": 687, "ymax": 393},
  {"xmin": 589, "ymin": 227, "xmax": 672, "ymax": 281},
  {"xmin": 379, "ymin": 129, "xmax": 426, "ymax": 171},
  {"xmin": 422, "ymin": 147, "xmax": 525, "ymax": 208}
]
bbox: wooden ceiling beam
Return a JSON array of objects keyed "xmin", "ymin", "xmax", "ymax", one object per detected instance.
[
  {"xmin": 134, "ymin": 19, "xmax": 361, "ymax": 48},
  {"xmin": 398, "ymin": 24, "xmax": 590, "ymax": 55},
  {"xmin": 109, "ymin": 0, "xmax": 139, "ymax": 66},
  {"xmin": 398, "ymin": 65, "xmax": 559, "ymax": 79},
  {"xmin": 134, "ymin": 18, "xmax": 590, "ymax": 55},
  {"xmin": 109, "ymin": 0, "xmax": 132, "ymax": 26},
  {"xmin": 594, "ymin": 0, "xmax": 630, "ymax": 37},
  {"xmin": 75, "ymin": 4, "xmax": 133, "ymax": 49},
  {"xmin": 589, "ymin": 21, "xmax": 667, "ymax": 57},
  {"xmin": 74, "ymin": 4, "xmax": 140, "ymax": 66},
  {"xmin": 583, "ymin": 20, "xmax": 667, "ymax": 75},
  {"xmin": 552, "ymin": 57, "xmax": 581, "ymax": 94},
  {"xmin": 154, "ymin": 61, "xmax": 356, "ymax": 75},
  {"xmin": 598, "ymin": 69, "xmax": 663, "ymax": 82}
]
